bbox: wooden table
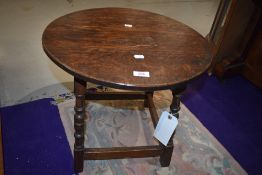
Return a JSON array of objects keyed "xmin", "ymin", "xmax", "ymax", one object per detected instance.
[{"xmin": 42, "ymin": 7, "xmax": 211, "ymax": 173}]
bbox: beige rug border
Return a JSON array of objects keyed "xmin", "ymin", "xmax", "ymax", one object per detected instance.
[{"xmin": 180, "ymin": 103, "xmax": 247, "ymax": 174}]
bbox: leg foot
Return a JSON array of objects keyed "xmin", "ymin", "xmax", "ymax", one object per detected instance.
[
  {"xmin": 160, "ymin": 143, "xmax": 173, "ymax": 166},
  {"xmin": 74, "ymin": 149, "xmax": 84, "ymax": 172}
]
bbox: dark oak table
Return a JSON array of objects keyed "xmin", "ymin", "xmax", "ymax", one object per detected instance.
[{"xmin": 42, "ymin": 7, "xmax": 211, "ymax": 173}]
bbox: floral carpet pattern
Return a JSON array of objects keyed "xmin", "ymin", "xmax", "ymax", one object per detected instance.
[{"xmin": 57, "ymin": 90, "xmax": 246, "ymax": 175}]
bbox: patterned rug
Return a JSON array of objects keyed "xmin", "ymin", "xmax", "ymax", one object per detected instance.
[{"xmin": 57, "ymin": 90, "xmax": 246, "ymax": 175}]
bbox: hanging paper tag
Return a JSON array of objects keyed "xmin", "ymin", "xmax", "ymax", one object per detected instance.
[
  {"xmin": 133, "ymin": 71, "xmax": 150, "ymax": 77},
  {"xmin": 153, "ymin": 111, "xmax": 178, "ymax": 146}
]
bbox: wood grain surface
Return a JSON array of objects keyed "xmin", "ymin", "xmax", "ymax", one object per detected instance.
[{"xmin": 42, "ymin": 7, "xmax": 212, "ymax": 91}]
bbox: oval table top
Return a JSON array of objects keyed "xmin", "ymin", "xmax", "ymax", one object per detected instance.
[{"xmin": 42, "ymin": 7, "xmax": 212, "ymax": 91}]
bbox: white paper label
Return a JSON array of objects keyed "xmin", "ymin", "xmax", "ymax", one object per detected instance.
[
  {"xmin": 153, "ymin": 111, "xmax": 178, "ymax": 146},
  {"xmin": 133, "ymin": 71, "xmax": 150, "ymax": 77},
  {"xmin": 124, "ymin": 24, "xmax": 133, "ymax": 27},
  {"xmin": 134, "ymin": 54, "xmax": 144, "ymax": 59}
]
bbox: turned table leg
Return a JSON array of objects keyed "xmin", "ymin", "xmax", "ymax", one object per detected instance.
[
  {"xmin": 160, "ymin": 89, "xmax": 182, "ymax": 167},
  {"xmin": 74, "ymin": 77, "xmax": 86, "ymax": 173}
]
